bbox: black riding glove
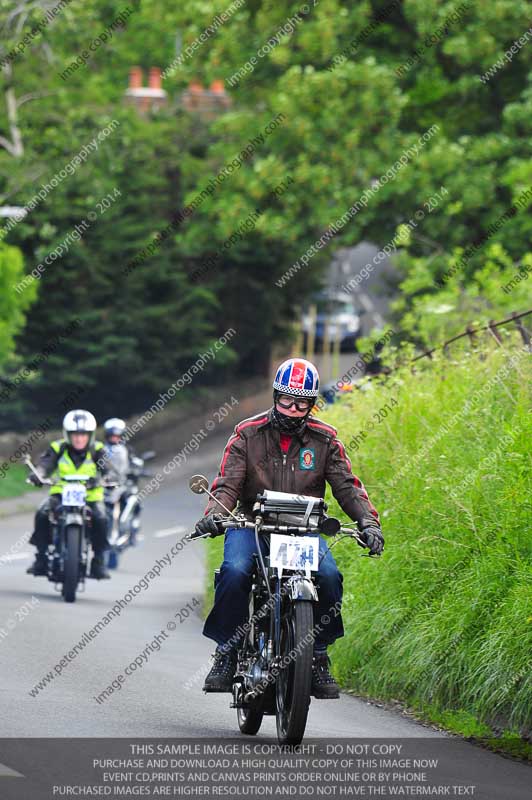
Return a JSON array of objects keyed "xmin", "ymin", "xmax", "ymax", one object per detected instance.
[
  {"xmin": 194, "ymin": 514, "xmax": 225, "ymax": 538},
  {"xmin": 28, "ymin": 472, "xmax": 43, "ymax": 486},
  {"xmin": 360, "ymin": 524, "xmax": 384, "ymax": 556}
]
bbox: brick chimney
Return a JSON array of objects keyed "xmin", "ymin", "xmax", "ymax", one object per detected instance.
[
  {"xmin": 210, "ymin": 79, "xmax": 231, "ymax": 110},
  {"xmin": 125, "ymin": 66, "xmax": 167, "ymax": 113},
  {"xmin": 182, "ymin": 81, "xmax": 204, "ymax": 112},
  {"xmin": 210, "ymin": 79, "xmax": 225, "ymax": 94},
  {"xmin": 148, "ymin": 67, "xmax": 162, "ymax": 91},
  {"xmin": 129, "ymin": 66, "xmax": 143, "ymax": 90},
  {"xmin": 181, "ymin": 79, "xmax": 231, "ymax": 116}
]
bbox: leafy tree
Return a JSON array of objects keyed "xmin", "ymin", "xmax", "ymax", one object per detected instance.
[
  {"xmin": 2, "ymin": 0, "xmax": 532, "ymax": 428},
  {"xmin": 0, "ymin": 240, "xmax": 34, "ymax": 370},
  {"xmin": 164, "ymin": 0, "xmax": 532, "ymax": 345},
  {"xmin": 4, "ymin": 108, "xmax": 224, "ymax": 428}
]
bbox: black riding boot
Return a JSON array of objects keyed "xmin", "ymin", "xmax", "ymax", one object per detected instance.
[
  {"xmin": 27, "ymin": 551, "xmax": 48, "ymax": 576},
  {"xmin": 203, "ymin": 647, "xmax": 237, "ymax": 692},
  {"xmin": 311, "ymin": 651, "xmax": 340, "ymax": 699},
  {"xmin": 27, "ymin": 498, "xmax": 54, "ymax": 575},
  {"xmin": 90, "ymin": 553, "xmax": 111, "ymax": 579}
]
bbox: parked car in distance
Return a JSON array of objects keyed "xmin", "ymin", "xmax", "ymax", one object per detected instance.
[{"xmin": 302, "ymin": 290, "xmax": 362, "ymax": 352}]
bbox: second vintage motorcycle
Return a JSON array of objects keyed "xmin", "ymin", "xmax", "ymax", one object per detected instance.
[
  {"xmin": 25, "ymin": 456, "xmax": 113, "ymax": 603},
  {"xmin": 105, "ymin": 450, "xmax": 155, "ymax": 569}
]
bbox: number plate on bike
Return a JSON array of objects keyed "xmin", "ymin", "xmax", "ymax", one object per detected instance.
[
  {"xmin": 270, "ymin": 534, "xmax": 319, "ymax": 571},
  {"xmin": 62, "ymin": 483, "xmax": 86, "ymax": 506}
]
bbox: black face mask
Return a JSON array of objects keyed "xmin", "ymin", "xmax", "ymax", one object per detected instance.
[{"xmin": 271, "ymin": 393, "xmax": 313, "ymax": 435}]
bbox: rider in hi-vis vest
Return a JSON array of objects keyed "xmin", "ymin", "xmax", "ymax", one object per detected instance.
[
  {"xmin": 48, "ymin": 439, "xmax": 105, "ymax": 502},
  {"xmin": 27, "ymin": 410, "xmax": 111, "ymax": 580}
]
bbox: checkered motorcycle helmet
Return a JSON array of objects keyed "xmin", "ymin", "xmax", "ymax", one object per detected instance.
[{"xmin": 273, "ymin": 358, "xmax": 320, "ymax": 399}]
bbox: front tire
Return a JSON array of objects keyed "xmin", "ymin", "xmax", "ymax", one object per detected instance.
[
  {"xmin": 276, "ymin": 600, "xmax": 314, "ymax": 745},
  {"xmin": 237, "ymin": 697, "xmax": 264, "ymax": 735},
  {"xmin": 62, "ymin": 524, "xmax": 81, "ymax": 603}
]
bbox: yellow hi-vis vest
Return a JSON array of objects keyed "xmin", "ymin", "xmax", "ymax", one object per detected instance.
[{"xmin": 48, "ymin": 439, "xmax": 105, "ymax": 502}]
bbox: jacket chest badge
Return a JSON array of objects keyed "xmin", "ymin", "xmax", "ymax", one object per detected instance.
[{"xmin": 299, "ymin": 447, "xmax": 315, "ymax": 470}]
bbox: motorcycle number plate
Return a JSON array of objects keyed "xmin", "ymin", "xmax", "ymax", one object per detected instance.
[
  {"xmin": 62, "ymin": 483, "xmax": 87, "ymax": 506},
  {"xmin": 270, "ymin": 534, "xmax": 319, "ymax": 572}
]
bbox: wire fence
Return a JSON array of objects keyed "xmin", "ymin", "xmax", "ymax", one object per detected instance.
[
  {"xmin": 361, "ymin": 308, "xmax": 531, "ymax": 387},
  {"xmin": 412, "ymin": 309, "xmax": 532, "ymax": 363}
]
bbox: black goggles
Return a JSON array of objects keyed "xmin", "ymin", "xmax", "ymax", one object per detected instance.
[{"xmin": 276, "ymin": 394, "xmax": 313, "ymax": 412}]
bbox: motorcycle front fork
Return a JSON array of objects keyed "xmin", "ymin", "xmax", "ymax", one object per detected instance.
[{"xmin": 49, "ymin": 518, "xmax": 90, "ymax": 589}]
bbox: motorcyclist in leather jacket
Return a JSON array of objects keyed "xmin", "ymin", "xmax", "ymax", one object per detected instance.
[{"xmin": 195, "ymin": 358, "xmax": 384, "ymax": 698}]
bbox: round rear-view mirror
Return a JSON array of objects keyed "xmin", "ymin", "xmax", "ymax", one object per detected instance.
[{"xmin": 189, "ymin": 474, "xmax": 209, "ymax": 494}]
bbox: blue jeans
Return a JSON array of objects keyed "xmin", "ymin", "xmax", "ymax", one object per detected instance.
[{"xmin": 203, "ymin": 527, "xmax": 344, "ymax": 650}]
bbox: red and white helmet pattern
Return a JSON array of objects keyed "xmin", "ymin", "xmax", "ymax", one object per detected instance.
[{"xmin": 273, "ymin": 358, "xmax": 320, "ymax": 398}]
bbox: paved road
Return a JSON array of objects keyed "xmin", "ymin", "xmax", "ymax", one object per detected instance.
[{"xmin": 0, "ymin": 435, "xmax": 529, "ymax": 798}]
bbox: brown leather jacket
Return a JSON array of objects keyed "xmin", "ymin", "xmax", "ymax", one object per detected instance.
[{"xmin": 205, "ymin": 408, "xmax": 380, "ymax": 529}]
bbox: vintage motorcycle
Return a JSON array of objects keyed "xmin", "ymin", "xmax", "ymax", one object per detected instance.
[
  {"xmin": 188, "ymin": 473, "xmax": 369, "ymax": 745},
  {"xmin": 25, "ymin": 456, "xmax": 113, "ymax": 603},
  {"xmin": 105, "ymin": 450, "xmax": 154, "ymax": 569}
]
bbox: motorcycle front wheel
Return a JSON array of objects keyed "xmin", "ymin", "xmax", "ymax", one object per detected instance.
[
  {"xmin": 237, "ymin": 694, "xmax": 264, "ymax": 736},
  {"xmin": 275, "ymin": 600, "xmax": 314, "ymax": 745},
  {"xmin": 62, "ymin": 524, "xmax": 81, "ymax": 603}
]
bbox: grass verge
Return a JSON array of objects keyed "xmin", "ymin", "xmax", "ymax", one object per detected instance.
[
  {"xmin": 0, "ymin": 464, "xmax": 34, "ymax": 499},
  {"xmin": 203, "ymin": 343, "xmax": 531, "ymax": 756}
]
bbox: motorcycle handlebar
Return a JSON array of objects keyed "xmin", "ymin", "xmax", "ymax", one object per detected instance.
[
  {"xmin": 25, "ymin": 476, "xmax": 53, "ymax": 487},
  {"xmin": 187, "ymin": 518, "xmax": 235, "ymax": 541},
  {"xmin": 188, "ymin": 518, "xmax": 366, "ymax": 546},
  {"xmin": 26, "ymin": 476, "xmax": 114, "ymax": 489},
  {"xmin": 24, "ymin": 455, "xmax": 115, "ymax": 493}
]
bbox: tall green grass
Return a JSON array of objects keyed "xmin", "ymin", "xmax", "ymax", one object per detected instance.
[
  {"xmin": 324, "ymin": 343, "xmax": 531, "ymax": 738},
  {"xmin": 204, "ymin": 342, "xmax": 531, "ymax": 740},
  {"xmin": 0, "ymin": 464, "xmax": 33, "ymax": 499}
]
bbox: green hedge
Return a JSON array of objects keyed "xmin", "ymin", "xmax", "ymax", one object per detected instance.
[
  {"xmin": 324, "ymin": 343, "xmax": 531, "ymax": 740},
  {"xmin": 0, "ymin": 464, "xmax": 33, "ymax": 499}
]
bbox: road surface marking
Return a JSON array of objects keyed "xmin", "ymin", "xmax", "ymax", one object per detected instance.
[
  {"xmin": 154, "ymin": 525, "xmax": 187, "ymax": 538},
  {"xmin": 0, "ymin": 761, "xmax": 24, "ymax": 777},
  {"xmin": 0, "ymin": 552, "xmax": 31, "ymax": 562}
]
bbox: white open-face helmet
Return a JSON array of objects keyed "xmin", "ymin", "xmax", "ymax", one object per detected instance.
[
  {"xmin": 62, "ymin": 409, "xmax": 97, "ymax": 447},
  {"xmin": 104, "ymin": 417, "xmax": 126, "ymax": 441}
]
